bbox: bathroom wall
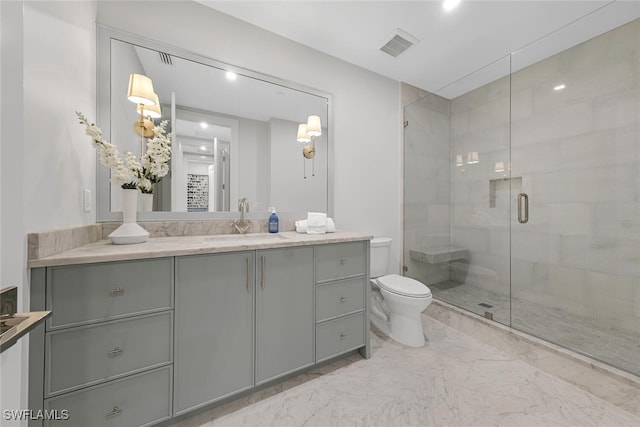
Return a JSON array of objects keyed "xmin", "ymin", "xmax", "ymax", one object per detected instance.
[{"xmin": 1, "ymin": 2, "xmax": 98, "ymax": 425}]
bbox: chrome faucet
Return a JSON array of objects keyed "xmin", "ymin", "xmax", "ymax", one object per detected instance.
[
  {"xmin": 233, "ymin": 197, "xmax": 251, "ymax": 234},
  {"xmin": 238, "ymin": 197, "xmax": 249, "ymax": 220}
]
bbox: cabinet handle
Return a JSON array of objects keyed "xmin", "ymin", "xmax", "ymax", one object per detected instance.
[
  {"xmin": 339, "ymin": 297, "xmax": 348, "ymax": 303},
  {"xmin": 261, "ymin": 256, "xmax": 265, "ymax": 289},
  {"xmin": 246, "ymin": 257, "xmax": 252, "ymax": 292},
  {"xmin": 107, "ymin": 347, "xmax": 123, "ymax": 357},
  {"xmin": 339, "ymin": 259, "xmax": 348, "ymax": 265},
  {"xmin": 339, "ymin": 333, "xmax": 347, "ymax": 340},
  {"xmin": 105, "ymin": 407, "xmax": 122, "ymax": 418},
  {"xmin": 108, "ymin": 287, "xmax": 124, "ymax": 296}
]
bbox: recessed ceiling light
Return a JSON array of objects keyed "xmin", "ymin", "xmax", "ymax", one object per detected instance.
[
  {"xmin": 200, "ymin": 122, "xmax": 208, "ymax": 129},
  {"xmin": 554, "ymin": 84, "xmax": 566, "ymax": 91},
  {"xmin": 200, "ymin": 156, "xmax": 206, "ymax": 159},
  {"xmin": 200, "ymin": 146, "xmax": 207, "ymax": 151},
  {"xmin": 226, "ymin": 71, "xmax": 237, "ymax": 81},
  {"xmin": 443, "ymin": 0, "xmax": 461, "ymax": 12}
]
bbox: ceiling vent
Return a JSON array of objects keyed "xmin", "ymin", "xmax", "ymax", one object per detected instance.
[
  {"xmin": 380, "ymin": 28, "xmax": 419, "ymax": 58},
  {"xmin": 158, "ymin": 51, "xmax": 173, "ymax": 65}
]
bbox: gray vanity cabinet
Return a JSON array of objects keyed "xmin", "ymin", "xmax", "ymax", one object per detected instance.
[
  {"xmin": 255, "ymin": 246, "xmax": 315, "ymax": 384},
  {"xmin": 174, "ymin": 251, "xmax": 255, "ymax": 415}
]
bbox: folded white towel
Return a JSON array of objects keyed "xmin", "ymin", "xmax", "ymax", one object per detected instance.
[
  {"xmin": 306, "ymin": 212, "xmax": 327, "ymax": 234},
  {"xmin": 295, "ymin": 220, "xmax": 307, "ymax": 233},
  {"xmin": 296, "ymin": 218, "xmax": 336, "ymax": 233}
]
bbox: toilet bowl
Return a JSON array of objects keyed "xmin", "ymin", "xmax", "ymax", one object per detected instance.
[{"xmin": 369, "ymin": 238, "xmax": 432, "ymax": 347}]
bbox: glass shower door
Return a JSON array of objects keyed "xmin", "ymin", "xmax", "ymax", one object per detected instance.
[
  {"xmin": 403, "ymin": 55, "xmax": 512, "ymax": 325},
  {"xmin": 509, "ymin": 19, "xmax": 640, "ymax": 376}
]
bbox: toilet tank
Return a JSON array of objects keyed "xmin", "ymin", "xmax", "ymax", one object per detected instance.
[{"xmin": 370, "ymin": 237, "xmax": 392, "ymax": 278}]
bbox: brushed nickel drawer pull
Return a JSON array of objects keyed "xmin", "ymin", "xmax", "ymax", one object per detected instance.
[
  {"xmin": 339, "ymin": 333, "xmax": 347, "ymax": 340},
  {"xmin": 339, "ymin": 259, "xmax": 348, "ymax": 265},
  {"xmin": 339, "ymin": 297, "xmax": 348, "ymax": 303},
  {"xmin": 261, "ymin": 256, "xmax": 265, "ymax": 289},
  {"xmin": 107, "ymin": 347, "xmax": 123, "ymax": 357},
  {"xmin": 108, "ymin": 287, "xmax": 124, "ymax": 296},
  {"xmin": 105, "ymin": 407, "xmax": 122, "ymax": 418}
]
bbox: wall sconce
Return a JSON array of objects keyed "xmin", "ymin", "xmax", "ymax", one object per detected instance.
[
  {"xmin": 494, "ymin": 162, "xmax": 505, "ymax": 173},
  {"xmin": 135, "ymin": 93, "xmax": 162, "ymax": 137},
  {"xmin": 127, "ymin": 73, "xmax": 157, "ymax": 139},
  {"xmin": 296, "ymin": 115, "xmax": 322, "ymax": 179},
  {"xmin": 456, "ymin": 154, "xmax": 464, "ymax": 167},
  {"xmin": 467, "ymin": 151, "xmax": 479, "ymax": 164}
]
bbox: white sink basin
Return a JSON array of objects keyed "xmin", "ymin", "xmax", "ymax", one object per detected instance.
[{"xmin": 203, "ymin": 233, "xmax": 289, "ymax": 246}]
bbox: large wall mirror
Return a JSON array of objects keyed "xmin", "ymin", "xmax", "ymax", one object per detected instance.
[{"xmin": 97, "ymin": 26, "xmax": 332, "ymax": 222}]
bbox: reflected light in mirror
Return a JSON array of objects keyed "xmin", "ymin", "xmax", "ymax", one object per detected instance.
[
  {"xmin": 127, "ymin": 73, "xmax": 155, "ymax": 105},
  {"xmin": 137, "ymin": 93, "xmax": 162, "ymax": 118},
  {"xmin": 306, "ymin": 115, "xmax": 322, "ymax": 137},
  {"xmin": 297, "ymin": 124, "xmax": 311, "ymax": 143}
]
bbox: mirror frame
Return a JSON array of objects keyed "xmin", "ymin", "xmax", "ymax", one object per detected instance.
[{"xmin": 97, "ymin": 25, "xmax": 334, "ymax": 222}]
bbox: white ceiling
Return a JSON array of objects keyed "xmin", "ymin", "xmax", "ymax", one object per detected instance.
[{"xmin": 198, "ymin": 0, "xmax": 640, "ymax": 99}]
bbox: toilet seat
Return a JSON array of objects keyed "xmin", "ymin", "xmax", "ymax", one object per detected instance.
[{"xmin": 375, "ymin": 274, "xmax": 432, "ymax": 298}]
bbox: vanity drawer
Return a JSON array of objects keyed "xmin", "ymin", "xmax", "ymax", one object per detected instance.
[
  {"xmin": 44, "ymin": 365, "xmax": 172, "ymax": 427},
  {"xmin": 47, "ymin": 258, "xmax": 173, "ymax": 329},
  {"xmin": 316, "ymin": 312, "xmax": 365, "ymax": 362},
  {"xmin": 316, "ymin": 242, "xmax": 366, "ymax": 282},
  {"xmin": 45, "ymin": 312, "xmax": 173, "ymax": 397},
  {"xmin": 316, "ymin": 277, "xmax": 365, "ymax": 322}
]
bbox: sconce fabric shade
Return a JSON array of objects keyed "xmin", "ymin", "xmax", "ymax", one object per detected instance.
[
  {"xmin": 495, "ymin": 162, "xmax": 505, "ymax": 172},
  {"xmin": 306, "ymin": 115, "xmax": 322, "ymax": 137},
  {"xmin": 127, "ymin": 73, "xmax": 156, "ymax": 106},
  {"xmin": 467, "ymin": 151, "xmax": 479, "ymax": 164},
  {"xmin": 297, "ymin": 123, "xmax": 311, "ymax": 143},
  {"xmin": 137, "ymin": 93, "xmax": 162, "ymax": 118}
]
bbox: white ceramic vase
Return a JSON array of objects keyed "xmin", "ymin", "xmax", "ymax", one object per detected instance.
[
  {"xmin": 140, "ymin": 192, "xmax": 153, "ymax": 212},
  {"xmin": 108, "ymin": 188, "xmax": 149, "ymax": 244}
]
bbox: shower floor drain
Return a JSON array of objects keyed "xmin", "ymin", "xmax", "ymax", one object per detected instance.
[{"xmin": 478, "ymin": 303, "xmax": 494, "ymax": 308}]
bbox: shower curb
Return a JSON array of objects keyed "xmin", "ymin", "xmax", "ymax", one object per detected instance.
[{"xmin": 425, "ymin": 299, "xmax": 640, "ymax": 418}]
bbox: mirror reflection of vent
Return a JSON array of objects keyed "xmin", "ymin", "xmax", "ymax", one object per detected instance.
[
  {"xmin": 380, "ymin": 28, "xmax": 419, "ymax": 58},
  {"xmin": 159, "ymin": 52, "xmax": 173, "ymax": 65}
]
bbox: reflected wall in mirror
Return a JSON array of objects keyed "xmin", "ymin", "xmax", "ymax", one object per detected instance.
[{"xmin": 97, "ymin": 27, "xmax": 332, "ymax": 221}]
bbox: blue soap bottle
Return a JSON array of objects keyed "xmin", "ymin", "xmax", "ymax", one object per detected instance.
[{"xmin": 268, "ymin": 207, "xmax": 279, "ymax": 233}]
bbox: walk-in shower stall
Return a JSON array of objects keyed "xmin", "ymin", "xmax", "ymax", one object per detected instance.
[{"xmin": 404, "ymin": 17, "xmax": 640, "ymax": 376}]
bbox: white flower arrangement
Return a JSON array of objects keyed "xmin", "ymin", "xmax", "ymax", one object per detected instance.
[
  {"xmin": 139, "ymin": 120, "xmax": 172, "ymax": 194},
  {"xmin": 76, "ymin": 111, "xmax": 141, "ymax": 189},
  {"xmin": 76, "ymin": 112, "xmax": 172, "ymax": 193}
]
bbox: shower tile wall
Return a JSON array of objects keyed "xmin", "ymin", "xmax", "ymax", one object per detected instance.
[
  {"xmin": 449, "ymin": 71, "xmax": 511, "ymax": 300},
  {"xmin": 403, "ymin": 93, "xmax": 451, "ymax": 286}
]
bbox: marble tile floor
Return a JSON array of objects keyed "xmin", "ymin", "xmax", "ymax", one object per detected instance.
[
  {"xmin": 174, "ymin": 317, "xmax": 640, "ymax": 427},
  {"xmin": 430, "ymin": 281, "xmax": 640, "ymax": 376}
]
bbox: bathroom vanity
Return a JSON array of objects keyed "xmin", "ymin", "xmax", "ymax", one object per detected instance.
[{"xmin": 27, "ymin": 231, "xmax": 371, "ymax": 427}]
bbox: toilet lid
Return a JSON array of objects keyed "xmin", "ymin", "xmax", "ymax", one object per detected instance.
[{"xmin": 376, "ymin": 274, "xmax": 432, "ymax": 298}]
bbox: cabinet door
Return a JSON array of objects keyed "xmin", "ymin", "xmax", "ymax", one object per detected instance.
[
  {"xmin": 256, "ymin": 246, "xmax": 314, "ymax": 385},
  {"xmin": 174, "ymin": 252, "xmax": 254, "ymax": 415}
]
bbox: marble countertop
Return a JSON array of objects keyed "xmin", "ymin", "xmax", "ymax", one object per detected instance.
[{"xmin": 28, "ymin": 231, "xmax": 372, "ymax": 268}]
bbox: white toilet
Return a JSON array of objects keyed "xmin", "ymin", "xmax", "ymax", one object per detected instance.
[{"xmin": 370, "ymin": 237, "xmax": 432, "ymax": 347}]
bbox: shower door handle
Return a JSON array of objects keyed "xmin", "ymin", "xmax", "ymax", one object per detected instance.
[{"xmin": 517, "ymin": 193, "xmax": 529, "ymax": 224}]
